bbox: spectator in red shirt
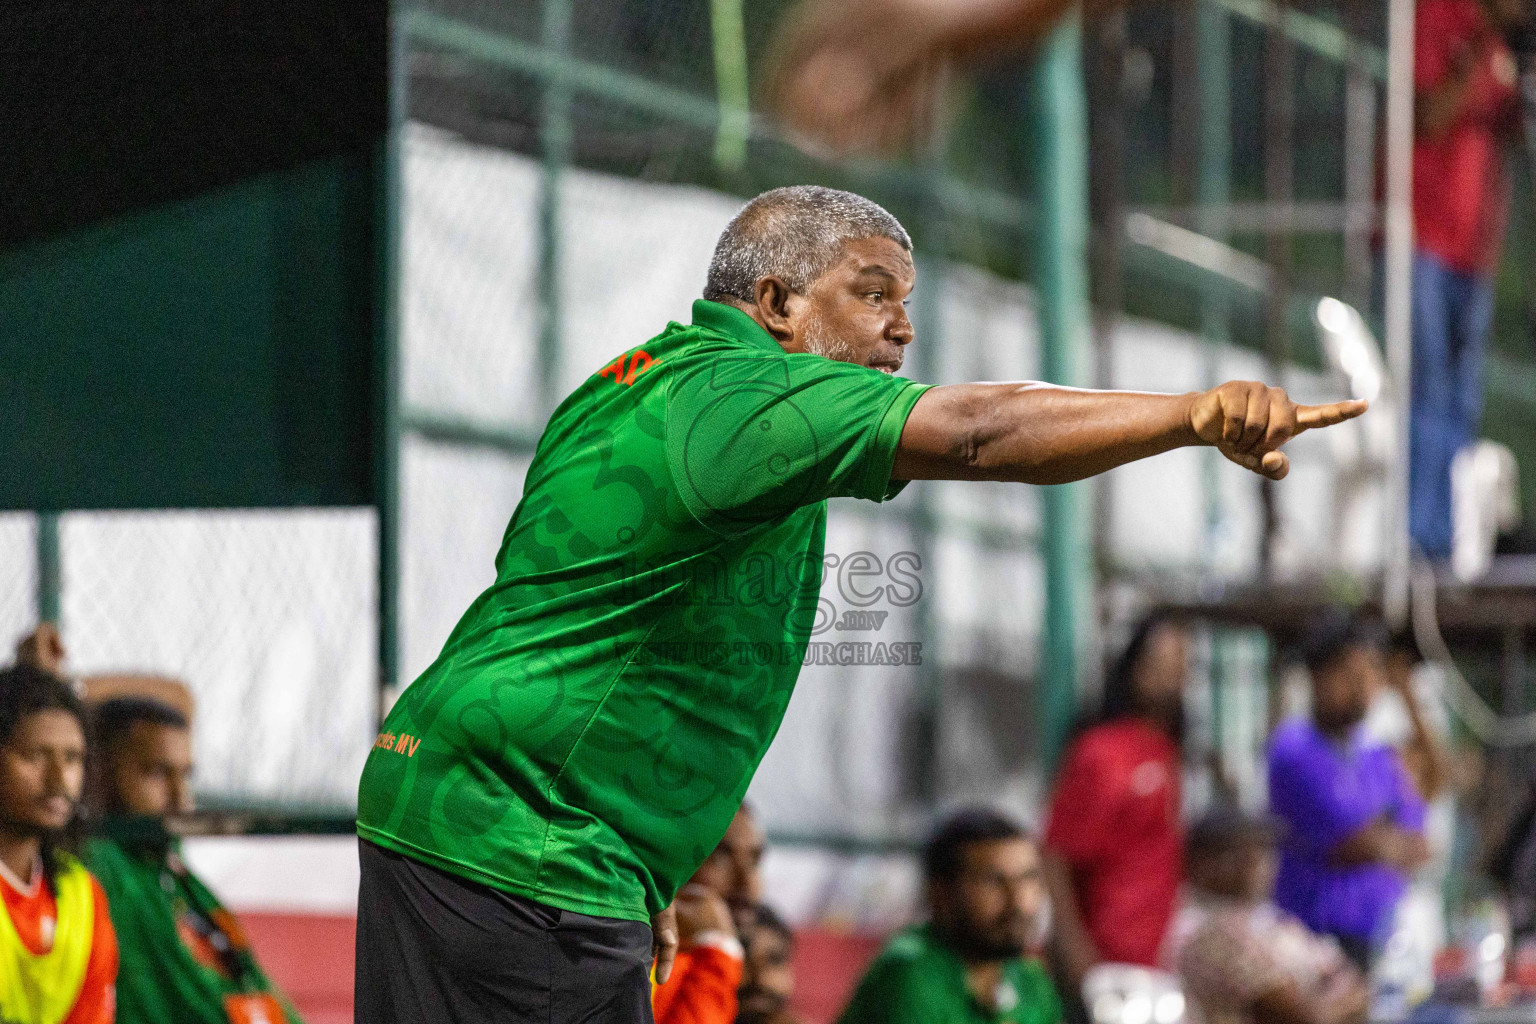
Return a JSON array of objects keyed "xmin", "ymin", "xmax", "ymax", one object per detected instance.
[
  {"xmin": 1408, "ymin": 0, "xmax": 1523, "ymax": 559},
  {"xmin": 1044, "ymin": 613, "xmax": 1191, "ymax": 995}
]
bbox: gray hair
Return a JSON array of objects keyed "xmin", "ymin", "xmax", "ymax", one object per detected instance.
[{"xmin": 703, "ymin": 186, "xmax": 912, "ymax": 303}]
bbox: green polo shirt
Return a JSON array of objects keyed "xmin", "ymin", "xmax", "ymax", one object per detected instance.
[
  {"xmin": 357, "ymin": 299, "xmax": 930, "ymax": 922},
  {"xmin": 84, "ymin": 828, "xmax": 303, "ymax": 1024},
  {"xmin": 838, "ymin": 925, "xmax": 1063, "ymax": 1024}
]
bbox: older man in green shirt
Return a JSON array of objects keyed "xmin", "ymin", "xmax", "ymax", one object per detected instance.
[
  {"xmin": 354, "ymin": 184, "xmax": 1364, "ymax": 1024},
  {"xmin": 840, "ymin": 809, "xmax": 1061, "ymax": 1024}
]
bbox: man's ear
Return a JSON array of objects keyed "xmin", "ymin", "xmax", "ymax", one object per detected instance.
[{"xmin": 753, "ymin": 276, "xmax": 796, "ymax": 342}]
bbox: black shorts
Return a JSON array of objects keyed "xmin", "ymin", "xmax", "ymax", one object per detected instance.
[{"xmin": 354, "ymin": 840, "xmax": 655, "ymax": 1024}]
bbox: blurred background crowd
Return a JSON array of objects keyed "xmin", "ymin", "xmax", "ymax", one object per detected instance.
[{"xmin": 8, "ymin": 0, "xmax": 1536, "ymax": 1019}]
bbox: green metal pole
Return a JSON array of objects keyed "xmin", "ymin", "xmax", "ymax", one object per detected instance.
[
  {"xmin": 36, "ymin": 513, "xmax": 60, "ymax": 625},
  {"xmin": 538, "ymin": 0, "xmax": 572, "ymax": 416},
  {"xmin": 708, "ymin": 0, "xmax": 750, "ymax": 172},
  {"xmin": 1034, "ymin": 14, "xmax": 1094, "ymax": 773},
  {"xmin": 377, "ymin": 8, "xmax": 406, "ymax": 723},
  {"xmin": 1197, "ymin": 0, "xmax": 1232, "ymax": 757}
]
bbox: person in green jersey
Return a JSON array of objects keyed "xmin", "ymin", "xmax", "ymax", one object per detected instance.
[
  {"xmin": 354, "ymin": 184, "xmax": 1366, "ymax": 1024},
  {"xmin": 83, "ymin": 697, "xmax": 302, "ymax": 1024},
  {"xmin": 839, "ymin": 808, "xmax": 1061, "ymax": 1024}
]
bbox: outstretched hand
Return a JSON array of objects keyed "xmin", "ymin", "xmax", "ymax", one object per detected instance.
[{"xmin": 1188, "ymin": 381, "xmax": 1367, "ymax": 480}]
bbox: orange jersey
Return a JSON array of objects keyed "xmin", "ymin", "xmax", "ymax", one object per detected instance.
[
  {"xmin": 652, "ymin": 943, "xmax": 744, "ymax": 1024},
  {"xmin": 1, "ymin": 861, "xmax": 119, "ymax": 1024}
]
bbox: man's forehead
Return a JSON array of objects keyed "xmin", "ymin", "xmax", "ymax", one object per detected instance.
[
  {"xmin": 726, "ymin": 810, "xmax": 766, "ymax": 847},
  {"xmin": 960, "ymin": 836, "xmax": 1038, "ymax": 870},
  {"xmin": 838, "ymin": 235, "xmax": 915, "ymax": 275},
  {"xmin": 128, "ymin": 718, "xmax": 191, "ymax": 747}
]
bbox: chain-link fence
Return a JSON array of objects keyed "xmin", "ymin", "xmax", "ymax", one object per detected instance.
[
  {"xmin": 13, "ymin": 0, "xmax": 1528, "ymax": 829},
  {"xmin": 56, "ymin": 510, "xmax": 375, "ymax": 806},
  {"xmin": 391, "ymin": 0, "xmax": 1390, "ymax": 833},
  {"xmin": 0, "ymin": 515, "xmax": 37, "ymax": 662}
]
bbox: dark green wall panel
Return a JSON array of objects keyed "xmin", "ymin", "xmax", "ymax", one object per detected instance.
[{"xmin": 0, "ymin": 150, "xmax": 382, "ymax": 510}]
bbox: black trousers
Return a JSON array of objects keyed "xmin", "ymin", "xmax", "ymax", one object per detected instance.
[{"xmin": 354, "ymin": 840, "xmax": 655, "ymax": 1024}]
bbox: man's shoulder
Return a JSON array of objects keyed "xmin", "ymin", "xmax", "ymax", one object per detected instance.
[
  {"xmin": 1074, "ymin": 719, "xmax": 1170, "ymax": 765},
  {"xmin": 841, "ymin": 928, "xmax": 959, "ymax": 1020},
  {"xmin": 1268, "ymin": 717, "xmax": 1321, "ymax": 760},
  {"xmin": 565, "ymin": 319, "xmax": 778, "ymax": 405},
  {"xmin": 79, "ymin": 838, "xmax": 158, "ymax": 897},
  {"xmin": 869, "ymin": 925, "xmax": 957, "ymax": 975}
]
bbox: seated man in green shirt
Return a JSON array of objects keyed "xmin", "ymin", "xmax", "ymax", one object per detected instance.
[
  {"xmin": 839, "ymin": 809, "xmax": 1061, "ymax": 1024},
  {"xmin": 83, "ymin": 696, "xmax": 303, "ymax": 1024}
]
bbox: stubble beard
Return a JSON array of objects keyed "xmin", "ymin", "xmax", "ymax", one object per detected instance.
[{"xmin": 801, "ymin": 311, "xmax": 860, "ymax": 364}]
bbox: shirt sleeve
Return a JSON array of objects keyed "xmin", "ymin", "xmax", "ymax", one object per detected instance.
[
  {"xmin": 665, "ymin": 349, "xmax": 930, "ymax": 532},
  {"xmin": 1045, "ymin": 737, "xmax": 1119, "ymax": 865},
  {"xmin": 61, "ymin": 877, "xmax": 119, "ymax": 1024},
  {"xmin": 1268, "ymin": 738, "xmax": 1376, "ymax": 858},
  {"xmin": 651, "ymin": 947, "xmax": 743, "ymax": 1024}
]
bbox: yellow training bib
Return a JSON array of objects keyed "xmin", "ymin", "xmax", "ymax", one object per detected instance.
[{"xmin": 0, "ymin": 854, "xmax": 95, "ymax": 1024}]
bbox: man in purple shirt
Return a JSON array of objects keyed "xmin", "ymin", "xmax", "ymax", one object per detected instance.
[{"xmin": 1268, "ymin": 612, "xmax": 1431, "ymax": 971}]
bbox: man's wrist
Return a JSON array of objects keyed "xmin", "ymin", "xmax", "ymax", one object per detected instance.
[
  {"xmin": 1179, "ymin": 390, "xmax": 1205, "ymax": 447},
  {"xmin": 687, "ymin": 929, "xmax": 746, "ymax": 961}
]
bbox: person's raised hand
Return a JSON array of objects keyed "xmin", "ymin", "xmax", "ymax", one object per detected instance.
[
  {"xmin": 16, "ymin": 622, "xmax": 66, "ymax": 677},
  {"xmin": 651, "ymin": 902, "xmax": 679, "ymax": 984},
  {"xmin": 671, "ymin": 882, "xmax": 736, "ymax": 949},
  {"xmin": 1187, "ymin": 381, "xmax": 1367, "ymax": 480},
  {"xmin": 764, "ymin": 0, "xmax": 949, "ymax": 156}
]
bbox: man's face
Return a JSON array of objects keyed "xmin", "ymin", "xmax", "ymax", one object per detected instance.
[
  {"xmin": 688, "ymin": 807, "xmax": 766, "ymax": 934},
  {"xmin": 781, "ymin": 235, "xmax": 915, "ymax": 373},
  {"xmin": 1134, "ymin": 623, "xmax": 1191, "ymax": 722},
  {"xmin": 109, "ymin": 721, "xmax": 195, "ymax": 817},
  {"xmin": 737, "ymin": 925, "xmax": 795, "ymax": 1024},
  {"xmin": 1190, "ymin": 838, "xmax": 1278, "ymax": 903},
  {"xmin": 0, "ymin": 709, "xmax": 85, "ymax": 836},
  {"xmin": 930, "ymin": 837, "xmax": 1046, "ymax": 963},
  {"xmin": 1313, "ymin": 646, "xmax": 1378, "ymax": 734}
]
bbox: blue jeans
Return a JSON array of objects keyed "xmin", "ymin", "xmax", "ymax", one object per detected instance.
[{"xmin": 1409, "ymin": 250, "xmax": 1494, "ymax": 560}]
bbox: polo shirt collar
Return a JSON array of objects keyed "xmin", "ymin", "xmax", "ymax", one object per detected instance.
[{"xmin": 691, "ymin": 299, "xmax": 784, "ymax": 354}]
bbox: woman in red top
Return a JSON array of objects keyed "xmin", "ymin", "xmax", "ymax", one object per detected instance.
[
  {"xmin": 0, "ymin": 662, "xmax": 119, "ymax": 1024},
  {"xmin": 1044, "ymin": 614, "xmax": 1190, "ymax": 995}
]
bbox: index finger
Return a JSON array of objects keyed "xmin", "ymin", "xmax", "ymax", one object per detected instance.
[{"xmin": 1295, "ymin": 399, "xmax": 1368, "ymax": 432}]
